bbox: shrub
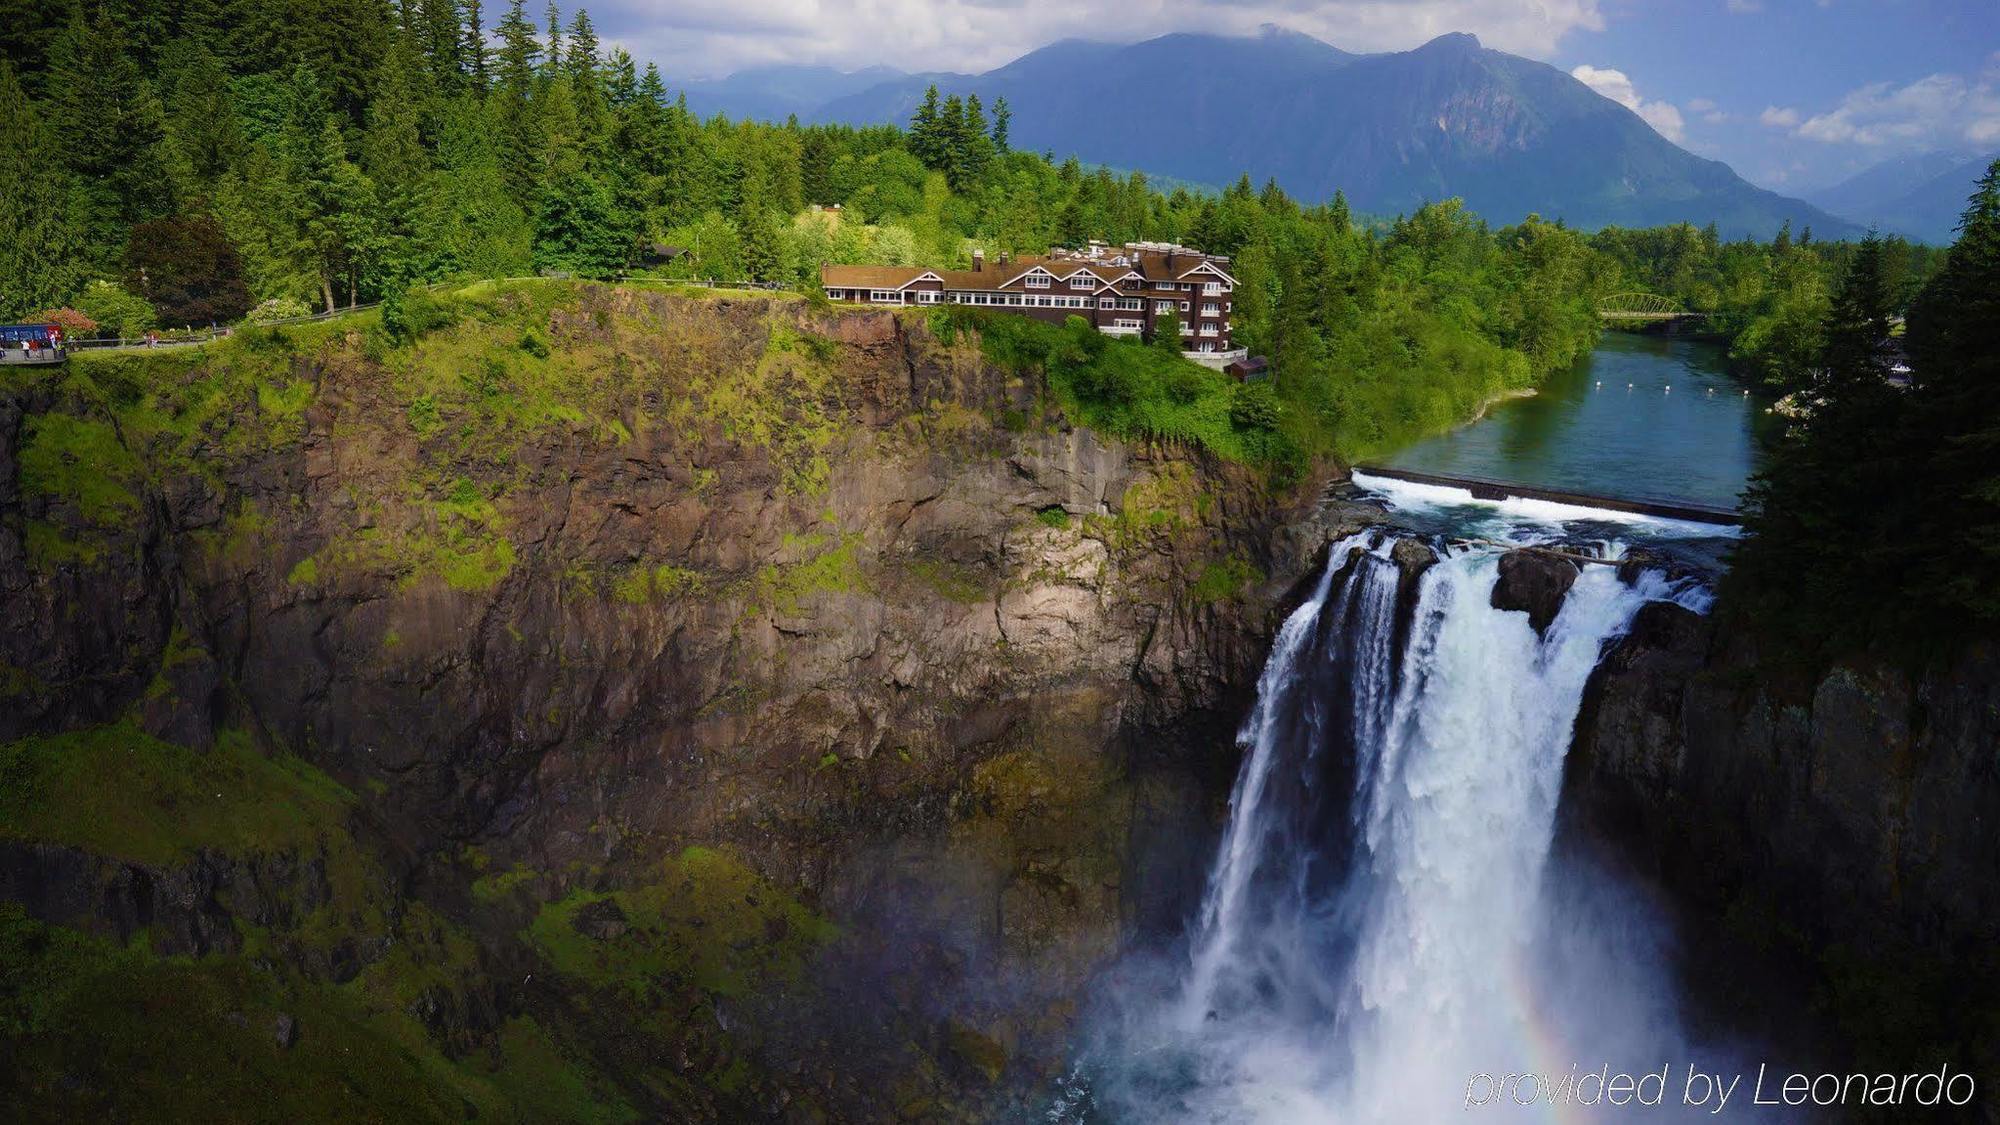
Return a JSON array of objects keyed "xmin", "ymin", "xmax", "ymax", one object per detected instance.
[
  {"xmin": 34, "ymin": 307, "xmax": 97, "ymax": 338},
  {"xmin": 74, "ymin": 280, "xmax": 155, "ymax": 339},
  {"xmin": 246, "ymin": 296, "xmax": 312, "ymax": 324},
  {"xmin": 1230, "ymin": 381, "xmax": 1281, "ymax": 432}
]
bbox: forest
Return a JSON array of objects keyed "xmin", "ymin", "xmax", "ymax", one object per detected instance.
[{"xmin": 0, "ymin": 0, "xmax": 1973, "ymax": 483}]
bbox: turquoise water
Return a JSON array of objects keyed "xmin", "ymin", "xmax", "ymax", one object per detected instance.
[{"xmin": 1383, "ymin": 332, "xmax": 1766, "ymax": 511}]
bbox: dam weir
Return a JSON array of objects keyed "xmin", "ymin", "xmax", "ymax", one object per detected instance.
[{"xmin": 1058, "ymin": 487, "xmax": 1765, "ymax": 1122}]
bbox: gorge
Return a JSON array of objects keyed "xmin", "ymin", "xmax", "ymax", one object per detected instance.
[{"xmin": 2, "ymin": 287, "xmax": 1993, "ymax": 1122}]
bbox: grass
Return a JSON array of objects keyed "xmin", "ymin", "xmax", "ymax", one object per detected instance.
[
  {"xmin": 0, "ymin": 722, "xmax": 353, "ymax": 867},
  {"xmin": 16, "ymin": 412, "xmax": 143, "ymax": 523},
  {"xmin": 747, "ymin": 533, "xmax": 868, "ymax": 616},
  {"xmin": 1191, "ymin": 554, "xmax": 1265, "ymax": 603},
  {"xmin": 927, "ymin": 306, "xmax": 1264, "ymax": 464},
  {"xmin": 527, "ymin": 846, "xmax": 838, "ymax": 1002}
]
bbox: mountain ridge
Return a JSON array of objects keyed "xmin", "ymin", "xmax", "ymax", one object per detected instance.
[{"xmin": 677, "ymin": 28, "xmax": 1861, "ymax": 239}]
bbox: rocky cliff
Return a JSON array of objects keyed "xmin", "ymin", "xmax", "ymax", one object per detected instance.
[
  {"xmin": 1563, "ymin": 602, "xmax": 2000, "ymax": 1102},
  {"xmin": 0, "ymin": 282, "xmax": 1347, "ymax": 1121}
]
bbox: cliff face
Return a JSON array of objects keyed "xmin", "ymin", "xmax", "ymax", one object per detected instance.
[
  {"xmin": 1564, "ymin": 602, "xmax": 2000, "ymax": 1091},
  {"xmin": 0, "ymin": 283, "xmax": 1347, "ymax": 1121}
]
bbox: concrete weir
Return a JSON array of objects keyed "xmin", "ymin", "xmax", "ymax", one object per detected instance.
[{"xmin": 1352, "ymin": 464, "xmax": 1741, "ymax": 526}]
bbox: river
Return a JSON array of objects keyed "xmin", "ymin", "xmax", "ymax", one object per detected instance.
[{"xmin": 1383, "ymin": 332, "xmax": 1766, "ymax": 511}]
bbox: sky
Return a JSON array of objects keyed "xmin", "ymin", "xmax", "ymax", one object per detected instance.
[{"xmin": 588, "ymin": 0, "xmax": 2000, "ymax": 194}]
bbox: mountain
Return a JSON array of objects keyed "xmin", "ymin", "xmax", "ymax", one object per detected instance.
[
  {"xmin": 1806, "ymin": 151, "xmax": 1995, "ymax": 244},
  {"xmin": 673, "ymin": 64, "xmax": 921, "ymax": 123},
  {"xmin": 698, "ymin": 27, "xmax": 1858, "ymax": 239}
]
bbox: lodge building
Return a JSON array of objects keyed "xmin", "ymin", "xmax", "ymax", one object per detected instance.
[{"xmin": 821, "ymin": 241, "xmax": 1245, "ymax": 367}]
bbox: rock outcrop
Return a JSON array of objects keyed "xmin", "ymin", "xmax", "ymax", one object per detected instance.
[
  {"xmin": 1564, "ymin": 605, "xmax": 2000, "ymax": 1091},
  {"xmin": 0, "ymin": 284, "xmax": 1350, "ymax": 1121}
]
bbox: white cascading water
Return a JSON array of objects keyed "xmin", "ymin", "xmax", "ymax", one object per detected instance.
[{"xmin": 1066, "ymin": 520, "xmax": 1757, "ymax": 1123}]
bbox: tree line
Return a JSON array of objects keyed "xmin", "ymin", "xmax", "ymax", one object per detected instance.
[{"xmin": 0, "ymin": 0, "xmax": 1954, "ymax": 477}]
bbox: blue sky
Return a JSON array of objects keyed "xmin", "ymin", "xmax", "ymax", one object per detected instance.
[
  {"xmin": 1554, "ymin": 0, "xmax": 1998, "ymax": 190},
  {"xmin": 592, "ymin": 0, "xmax": 1999, "ymax": 194}
]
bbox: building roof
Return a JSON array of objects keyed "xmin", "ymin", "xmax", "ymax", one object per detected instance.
[
  {"xmin": 823, "ymin": 243, "xmax": 1236, "ymax": 294},
  {"xmin": 820, "ymin": 265, "xmax": 943, "ymax": 290}
]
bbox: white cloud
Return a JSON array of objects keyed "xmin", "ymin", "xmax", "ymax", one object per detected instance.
[
  {"xmin": 1570, "ymin": 63, "xmax": 1686, "ymax": 143},
  {"xmin": 1760, "ymin": 105, "xmax": 1801, "ymax": 128},
  {"xmin": 595, "ymin": 0, "xmax": 1607, "ymax": 79},
  {"xmin": 1792, "ymin": 73, "xmax": 2000, "ymax": 149}
]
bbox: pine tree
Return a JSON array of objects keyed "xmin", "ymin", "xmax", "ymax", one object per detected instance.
[
  {"xmin": 908, "ymin": 85, "xmax": 942, "ymax": 168},
  {"xmin": 45, "ymin": 7, "xmax": 175, "ymax": 261},
  {"xmin": 990, "ymin": 96, "xmax": 1010, "ymax": 153},
  {"xmin": 739, "ymin": 207, "xmax": 781, "ymax": 282},
  {"xmin": 533, "ymin": 167, "xmax": 629, "ymax": 277},
  {"xmin": 493, "ymin": 0, "xmax": 544, "ymax": 202},
  {"xmin": 1329, "ymin": 189, "xmax": 1350, "ymax": 233},
  {"xmin": 542, "ymin": 1, "xmax": 563, "ymax": 78},
  {"xmin": 0, "ymin": 62, "xmax": 89, "ymax": 319},
  {"xmin": 1901, "ymin": 159, "xmax": 2000, "ymax": 635},
  {"xmin": 461, "ymin": 0, "xmax": 489, "ymax": 87}
]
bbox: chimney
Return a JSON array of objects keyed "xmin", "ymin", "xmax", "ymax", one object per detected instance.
[
  {"xmin": 1167, "ymin": 250, "xmax": 1178, "ymax": 270},
  {"xmin": 972, "ymin": 249, "xmax": 984, "ymax": 272}
]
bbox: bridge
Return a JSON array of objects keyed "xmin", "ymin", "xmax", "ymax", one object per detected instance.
[{"xmin": 1597, "ymin": 292, "xmax": 1709, "ymax": 323}]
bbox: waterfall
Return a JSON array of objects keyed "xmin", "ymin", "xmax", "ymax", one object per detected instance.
[{"xmin": 1068, "ymin": 531, "xmax": 1750, "ymax": 1124}]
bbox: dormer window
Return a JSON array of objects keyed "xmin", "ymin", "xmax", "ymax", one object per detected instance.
[
  {"xmin": 1025, "ymin": 274, "xmax": 1051, "ymax": 288},
  {"xmin": 1070, "ymin": 275, "xmax": 1095, "ymax": 289}
]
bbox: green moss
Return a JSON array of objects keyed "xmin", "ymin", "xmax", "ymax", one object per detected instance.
[
  {"xmin": 23, "ymin": 519, "xmax": 106, "ymax": 569},
  {"xmin": 1191, "ymin": 554, "xmax": 1264, "ymax": 603},
  {"xmin": 610, "ymin": 562, "xmax": 703, "ymax": 604},
  {"xmin": 0, "ymin": 905, "xmax": 473, "ymax": 1123},
  {"xmin": 907, "ymin": 557, "xmax": 990, "ymax": 604},
  {"xmin": 17, "ymin": 412, "xmax": 142, "ymax": 523},
  {"xmin": 0, "ymin": 722, "xmax": 353, "ymax": 867},
  {"xmin": 747, "ymin": 533, "xmax": 868, "ymax": 616},
  {"xmin": 471, "ymin": 864, "xmax": 538, "ymax": 903},
  {"xmin": 1035, "ymin": 506, "xmax": 1071, "ymax": 530},
  {"xmin": 256, "ymin": 378, "xmax": 314, "ymax": 424},
  {"xmin": 527, "ymin": 846, "xmax": 838, "ymax": 1002},
  {"xmin": 286, "ymin": 555, "xmax": 320, "ymax": 586}
]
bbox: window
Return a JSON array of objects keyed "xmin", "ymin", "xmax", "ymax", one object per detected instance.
[
  {"xmin": 1098, "ymin": 297, "xmax": 1115, "ymax": 308},
  {"xmin": 1199, "ymin": 342, "xmax": 1216, "ymax": 353},
  {"xmin": 1202, "ymin": 303, "xmax": 1220, "ymax": 317},
  {"xmin": 1154, "ymin": 300, "xmax": 1175, "ymax": 311},
  {"xmin": 1070, "ymin": 275, "xmax": 1095, "ymax": 289},
  {"xmin": 1114, "ymin": 318, "xmax": 1143, "ymax": 329},
  {"xmin": 1203, "ymin": 282, "xmax": 1222, "ymax": 296},
  {"xmin": 869, "ymin": 290, "xmax": 899, "ymax": 302},
  {"xmin": 1180, "ymin": 323, "xmax": 1194, "ymax": 334},
  {"xmin": 1200, "ymin": 325, "xmax": 1218, "ymax": 336},
  {"xmin": 1179, "ymin": 301, "xmax": 1190, "ymax": 312},
  {"xmin": 1025, "ymin": 274, "xmax": 1051, "ymax": 288},
  {"xmin": 916, "ymin": 291, "xmax": 939, "ymax": 304}
]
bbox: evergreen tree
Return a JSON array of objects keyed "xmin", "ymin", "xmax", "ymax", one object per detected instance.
[
  {"xmin": 0, "ymin": 62, "xmax": 89, "ymax": 319},
  {"xmin": 740, "ymin": 207, "xmax": 781, "ymax": 282},
  {"xmin": 493, "ymin": 0, "xmax": 544, "ymax": 201},
  {"xmin": 45, "ymin": 7, "xmax": 175, "ymax": 262},
  {"xmin": 908, "ymin": 85, "xmax": 942, "ymax": 168},
  {"xmin": 990, "ymin": 96, "xmax": 1010, "ymax": 153},
  {"xmin": 1329, "ymin": 189, "xmax": 1350, "ymax": 233},
  {"xmin": 461, "ymin": 0, "xmax": 489, "ymax": 88},
  {"xmin": 542, "ymin": 1, "xmax": 563, "ymax": 78},
  {"xmin": 533, "ymin": 167, "xmax": 628, "ymax": 277},
  {"xmin": 1901, "ymin": 159, "xmax": 2000, "ymax": 636}
]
